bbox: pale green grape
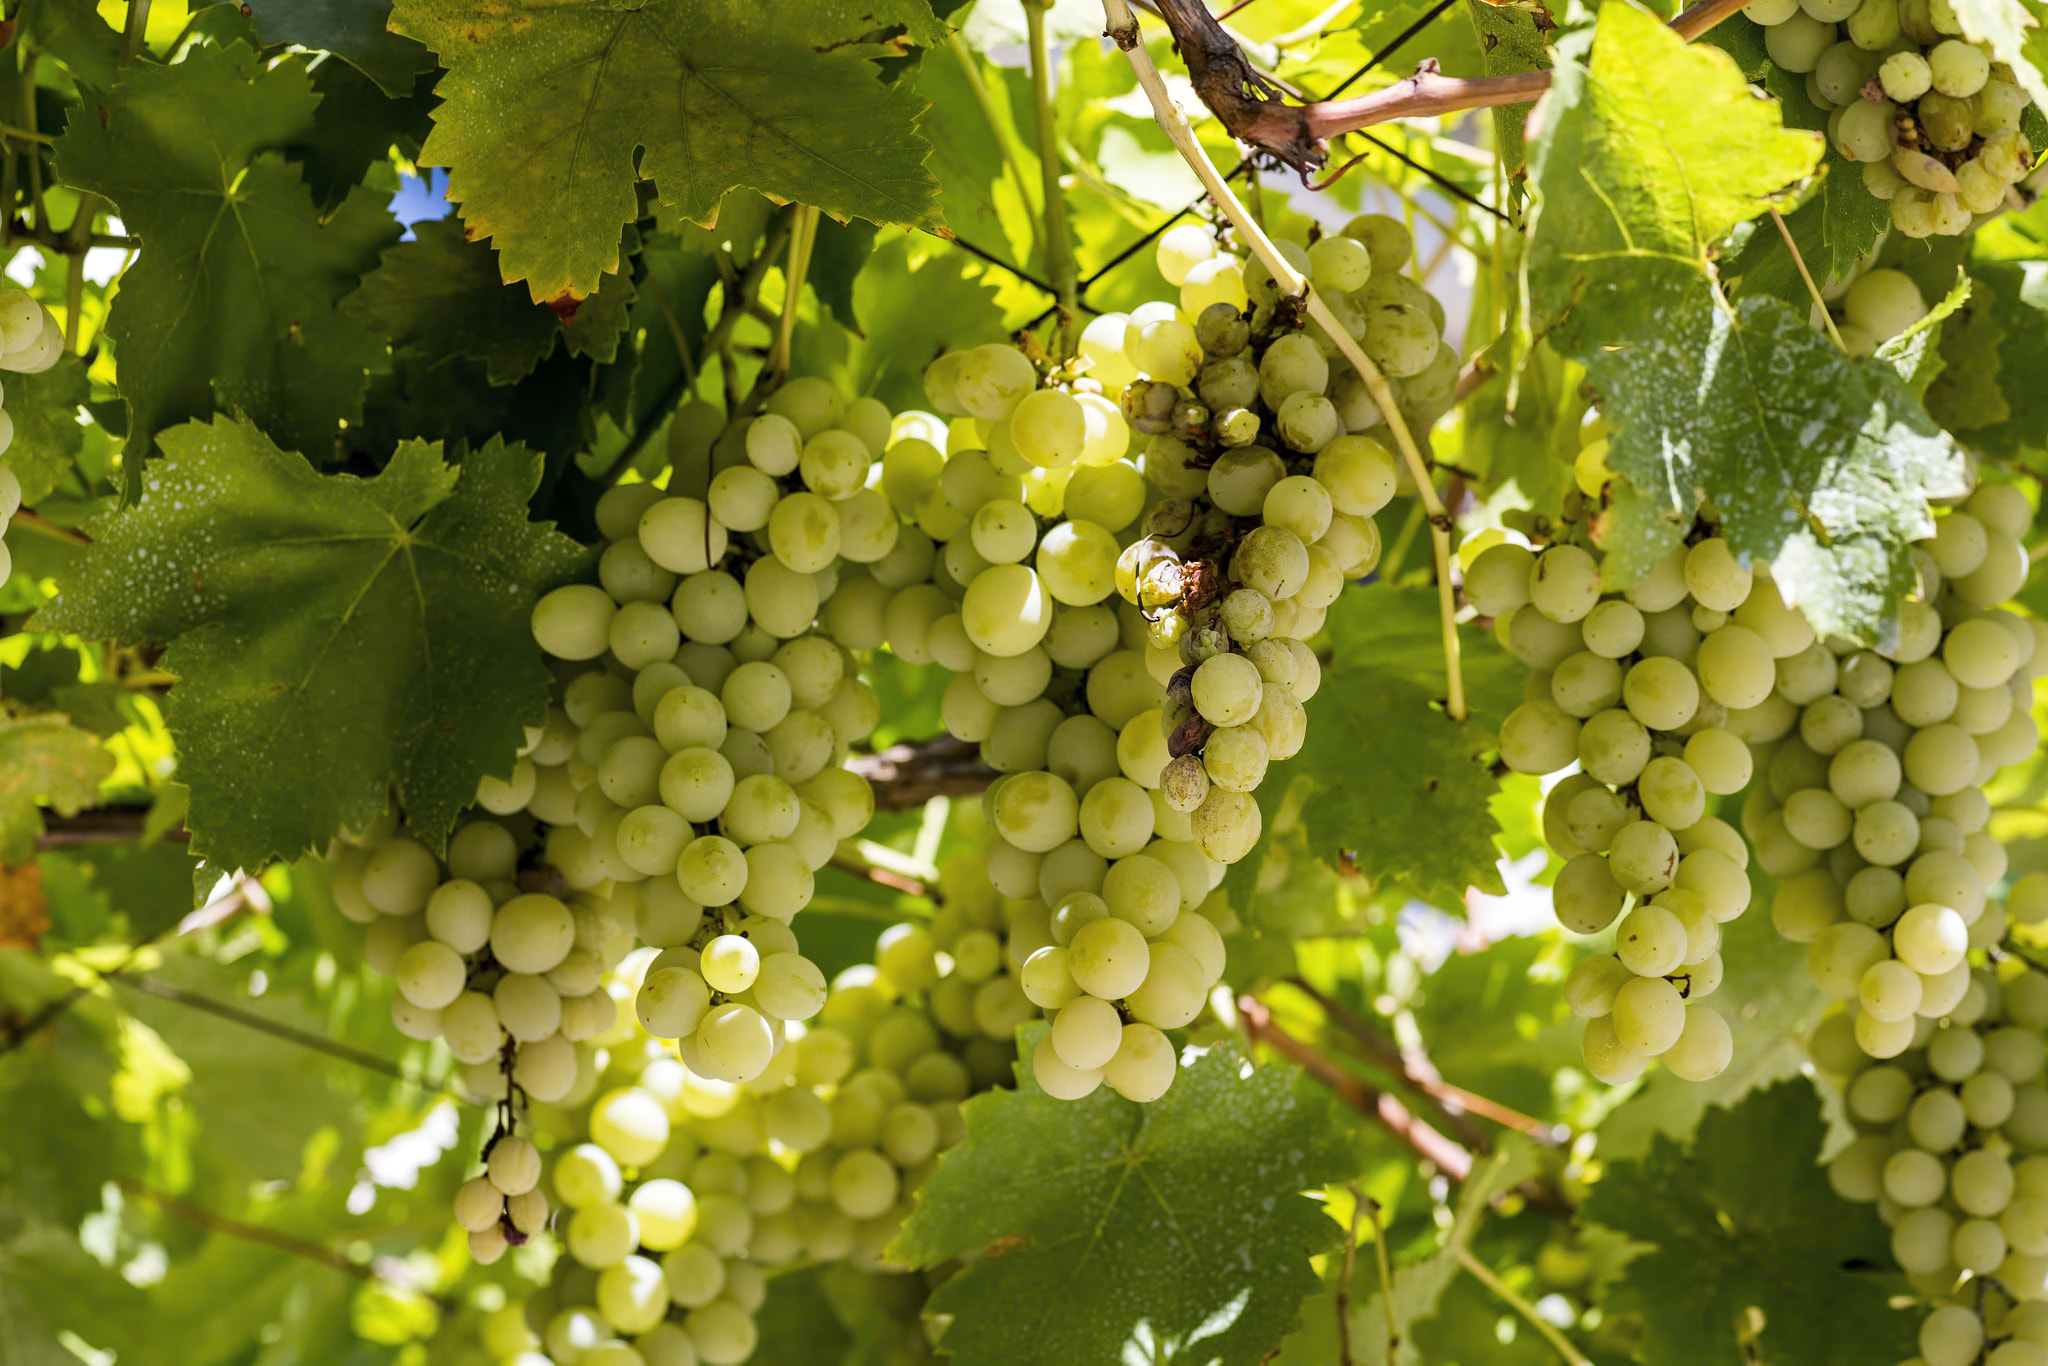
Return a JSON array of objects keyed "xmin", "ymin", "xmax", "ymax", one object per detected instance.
[
  {"xmin": 494, "ymin": 973, "xmax": 562, "ymax": 1041},
  {"xmin": 1615, "ymin": 902, "xmax": 1688, "ymax": 977},
  {"xmin": 1191, "ymin": 653, "xmax": 1263, "ymax": 727},
  {"xmin": 1103, "ymin": 854, "xmax": 1181, "ymax": 935},
  {"xmin": 1068, "ymin": 915, "xmax": 1151, "ymax": 999},
  {"xmin": 1663, "ymin": 1004, "xmax": 1733, "ymax": 1080},
  {"xmin": 1033, "ymin": 1035, "xmax": 1105, "ymax": 1099},
  {"xmin": 1683, "ymin": 727, "xmax": 1753, "ymax": 794},
  {"xmin": 1852, "ymin": 799, "xmax": 1920, "ymax": 866},
  {"xmin": 1581, "ymin": 1013, "xmax": 1650, "ymax": 1084},
  {"xmin": 1638, "ymin": 755, "xmax": 1706, "ymax": 830},
  {"xmin": 1807, "ymin": 921, "xmax": 1890, "ymax": 997},
  {"xmin": 1050, "ymin": 996, "xmax": 1124, "ymax": 1072},
  {"xmin": 1903, "ymin": 723, "xmax": 1979, "ymax": 795},
  {"xmin": 1577, "ymin": 708, "xmax": 1650, "ymax": 785},
  {"xmin": 1834, "ymin": 92, "xmax": 1894, "ymax": 161},
  {"xmin": 1037, "ymin": 520, "xmax": 1120, "ymax": 606},
  {"xmin": 1529, "ymin": 545, "xmax": 1600, "ymax": 623},
  {"xmin": 1103, "ymin": 1022, "xmax": 1177, "ymax": 1101},
  {"xmin": 1623, "ymin": 656, "xmax": 1700, "ymax": 732},
  {"xmin": 1696, "ymin": 624, "xmax": 1775, "ymax": 708},
  {"xmin": 1860, "ymin": 957, "xmax": 1924, "ymax": 1021},
  {"xmin": 1190, "ymin": 788, "xmax": 1260, "ymax": 863},
  {"xmin": 1021, "ymin": 945, "xmax": 1084, "ymax": 1010},
  {"xmin": 492, "ymin": 894, "xmax": 575, "ymax": 974},
  {"xmin": 1181, "ymin": 257, "xmax": 1248, "ymax": 318},
  {"xmin": 1155, "ymin": 223, "xmax": 1217, "ymax": 286},
  {"xmin": 1550, "ymin": 651, "xmax": 1623, "ymax": 718},
  {"xmin": 1125, "ymin": 942, "xmax": 1207, "ymax": 1028},
  {"xmin": 1580, "ymin": 599, "xmax": 1645, "ymax": 657},
  {"xmin": 1500, "ymin": 699, "xmax": 1581, "ymax": 775},
  {"xmin": 453, "ymin": 1175, "xmax": 503, "ymax": 1232},
  {"xmin": 1554, "ymin": 853, "xmax": 1626, "ymax": 934},
  {"xmin": 962, "ymin": 563, "xmax": 1054, "ymax": 657},
  {"xmin": 1565, "ymin": 954, "xmax": 1633, "ymax": 1017},
  {"xmin": 1611, "ymin": 820, "xmax": 1680, "ymax": 894},
  {"xmin": 743, "ymin": 556, "xmax": 820, "ymax": 638}
]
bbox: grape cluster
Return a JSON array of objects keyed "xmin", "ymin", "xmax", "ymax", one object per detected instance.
[
  {"xmin": 0, "ymin": 286, "xmax": 68, "ymax": 587},
  {"xmin": 1747, "ymin": 0, "xmax": 2038, "ymax": 237},
  {"xmin": 520, "ymin": 400, "xmax": 888, "ymax": 1086},
  {"xmin": 1490, "ymin": 529, "xmax": 1790, "ymax": 1084},
  {"xmin": 479, "ymin": 935, "xmax": 1007, "ymax": 1366},
  {"xmin": 1756, "ymin": 489, "xmax": 2046, "ymax": 1061},
  {"xmin": 900, "ymin": 212, "xmax": 1450, "ymax": 1100},
  {"xmin": 1819, "ymin": 920, "xmax": 2048, "ymax": 1365},
  {"xmin": 330, "ymin": 812, "xmax": 627, "ymax": 1261}
]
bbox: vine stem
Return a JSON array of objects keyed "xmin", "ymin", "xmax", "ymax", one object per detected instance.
[
  {"xmin": 1366, "ymin": 1193, "xmax": 1400, "ymax": 1366},
  {"xmin": 1771, "ymin": 208, "xmax": 1845, "ymax": 350},
  {"xmin": 1101, "ymin": 0, "xmax": 1466, "ymax": 720},
  {"xmin": 13, "ymin": 510, "xmax": 90, "ymax": 545},
  {"xmin": 1454, "ymin": 1244, "xmax": 1592, "ymax": 1366},
  {"xmin": 770, "ymin": 205, "xmax": 820, "ymax": 385},
  {"xmin": 1027, "ymin": 0, "xmax": 1080, "ymax": 356}
]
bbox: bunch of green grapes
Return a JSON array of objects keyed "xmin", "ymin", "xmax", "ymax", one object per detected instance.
[
  {"xmin": 1753, "ymin": 487, "xmax": 2046, "ymax": 1062},
  {"xmin": 329, "ymin": 811, "xmax": 630, "ymax": 1262},
  {"xmin": 901, "ymin": 215, "xmax": 1445, "ymax": 1100},
  {"xmin": 1486, "ymin": 527, "xmax": 1788, "ymax": 1085},
  {"xmin": 1816, "ymin": 896, "xmax": 2048, "ymax": 1363},
  {"xmin": 477, "ymin": 934, "xmax": 1008, "ymax": 1366},
  {"xmin": 1745, "ymin": 0, "xmax": 2038, "ymax": 237},
  {"xmin": 0, "ymin": 286, "xmax": 67, "ymax": 587},
  {"xmin": 520, "ymin": 381, "xmax": 895, "ymax": 1088}
]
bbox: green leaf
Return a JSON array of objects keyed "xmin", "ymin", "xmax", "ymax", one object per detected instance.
[
  {"xmin": 1950, "ymin": 260, "xmax": 2048, "ymax": 458},
  {"xmin": 390, "ymin": 0, "xmax": 948, "ymax": 302},
  {"xmin": 2, "ymin": 354, "xmax": 90, "ymax": 505},
  {"xmin": 36, "ymin": 417, "xmax": 588, "ymax": 870},
  {"xmin": 0, "ymin": 717, "xmax": 111, "ymax": 863},
  {"xmin": 1464, "ymin": 0, "xmax": 1552, "ymax": 183},
  {"xmin": 18, "ymin": 0, "xmax": 121, "ymax": 95},
  {"xmin": 290, "ymin": 57, "xmax": 436, "ymax": 212},
  {"xmin": 1291, "ymin": 667, "xmax": 1505, "ymax": 906},
  {"xmin": 241, "ymin": 0, "xmax": 438, "ymax": 98},
  {"xmin": 1584, "ymin": 291, "xmax": 1970, "ymax": 645},
  {"xmin": 52, "ymin": 43, "xmax": 402, "ymax": 480},
  {"xmin": 342, "ymin": 218, "xmax": 574, "ymax": 384},
  {"xmin": 1526, "ymin": 4, "xmax": 1968, "ymax": 644},
  {"xmin": 894, "ymin": 1035, "xmax": 1361, "ymax": 1366},
  {"xmin": 1526, "ymin": 1, "xmax": 1822, "ymax": 341},
  {"xmin": 808, "ymin": 218, "xmax": 880, "ymax": 333},
  {"xmin": 1924, "ymin": 271, "xmax": 2012, "ymax": 435},
  {"xmin": 1584, "ymin": 1081, "xmax": 1915, "ymax": 1366}
]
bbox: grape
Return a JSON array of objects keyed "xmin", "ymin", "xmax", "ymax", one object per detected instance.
[
  {"xmin": 1581, "ymin": 1014, "xmax": 1650, "ymax": 1085},
  {"xmin": 1554, "ymin": 853, "xmax": 1626, "ymax": 934},
  {"xmin": 1623, "ymin": 656, "xmax": 1699, "ymax": 732},
  {"xmin": 1191, "ymin": 653, "xmax": 1263, "ymax": 727},
  {"xmin": 1529, "ymin": 545, "xmax": 1601, "ymax": 623},
  {"xmin": 1500, "ymin": 699, "xmax": 1581, "ymax": 775},
  {"xmin": 1033, "ymin": 1035, "xmax": 1105, "ymax": 1099},
  {"xmin": 1663, "ymin": 1005, "xmax": 1733, "ymax": 1080},
  {"xmin": 492, "ymin": 894, "xmax": 576, "ymax": 974},
  {"xmin": 1610, "ymin": 820, "xmax": 1679, "ymax": 894},
  {"xmin": 1053, "ymin": 995, "xmax": 1125, "ymax": 1070},
  {"xmin": 1616, "ymin": 903, "xmax": 1688, "ymax": 977},
  {"xmin": 1104, "ymin": 1022, "xmax": 1177, "ymax": 1101}
]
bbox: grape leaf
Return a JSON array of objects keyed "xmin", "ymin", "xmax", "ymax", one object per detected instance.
[
  {"xmin": 2, "ymin": 354, "xmax": 90, "ymax": 505},
  {"xmin": 893, "ymin": 1034, "xmax": 1361, "ymax": 1366},
  {"xmin": 1526, "ymin": 2, "xmax": 1822, "ymax": 343},
  {"xmin": 241, "ymin": 0, "xmax": 437, "ymax": 97},
  {"xmin": 0, "ymin": 717, "xmax": 112, "ymax": 863},
  {"xmin": 1584, "ymin": 291, "xmax": 1970, "ymax": 645},
  {"xmin": 389, "ymin": 0, "xmax": 949, "ymax": 303},
  {"xmin": 1951, "ymin": 260, "xmax": 2048, "ymax": 458},
  {"xmin": 35, "ymin": 417, "xmax": 589, "ymax": 872},
  {"xmin": 18, "ymin": 0, "xmax": 121, "ymax": 96},
  {"xmin": 1293, "ymin": 666, "xmax": 1505, "ymax": 906},
  {"xmin": 1584, "ymin": 1081, "xmax": 1915, "ymax": 1366},
  {"xmin": 51, "ymin": 43, "xmax": 401, "ymax": 483},
  {"xmin": 1464, "ymin": 0, "xmax": 1553, "ymax": 185},
  {"xmin": 1526, "ymin": 3, "xmax": 1969, "ymax": 644},
  {"xmin": 342, "ymin": 218, "xmax": 627, "ymax": 385},
  {"xmin": 289, "ymin": 58, "xmax": 436, "ymax": 212},
  {"xmin": 1924, "ymin": 272, "xmax": 2012, "ymax": 434}
]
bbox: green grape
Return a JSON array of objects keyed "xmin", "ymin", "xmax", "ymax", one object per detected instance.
[
  {"xmin": 1616, "ymin": 902, "xmax": 1688, "ymax": 977},
  {"xmin": 1564, "ymin": 954, "xmax": 1633, "ymax": 1017},
  {"xmin": 1275, "ymin": 392, "xmax": 1341, "ymax": 452},
  {"xmin": 1551, "ymin": 651, "xmax": 1623, "ymax": 718},
  {"xmin": 1815, "ymin": 40, "xmax": 1881, "ymax": 104},
  {"xmin": 1623, "ymin": 656, "xmax": 1700, "ymax": 732},
  {"xmin": 1581, "ymin": 1013, "xmax": 1650, "ymax": 1085},
  {"xmin": 1611, "ymin": 820, "xmax": 1679, "ymax": 894},
  {"xmin": 1181, "ymin": 257, "xmax": 1248, "ymax": 318},
  {"xmin": 1010, "ymin": 389, "xmax": 1087, "ymax": 468},
  {"xmin": 962, "ymin": 563, "xmax": 1055, "ymax": 657},
  {"xmin": 1033, "ymin": 1035, "xmax": 1105, "ymax": 1099},
  {"xmin": 1766, "ymin": 11, "xmax": 1834, "ymax": 69},
  {"xmin": 1207, "ymin": 446, "xmax": 1286, "ymax": 515},
  {"xmin": 1052, "ymin": 995, "xmax": 1125, "ymax": 1070},
  {"xmin": 1465, "ymin": 543, "xmax": 1535, "ymax": 618},
  {"xmin": 1696, "ymin": 624, "xmax": 1776, "ymax": 708},
  {"xmin": 1103, "ymin": 1022, "xmax": 1177, "ymax": 1102},
  {"xmin": 1500, "ymin": 699, "xmax": 1581, "ymax": 774},
  {"xmin": 1578, "ymin": 707, "xmax": 1651, "ymax": 785},
  {"xmin": 1663, "ymin": 1004, "xmax": 1734, "ymax": 1080},
  {"xmin": 1258, "ymin": 334, "xmax": 1330, "ymax": 409},
  {"xmin": 1190, "ymin": 788, "xmax": 1260, "ymax": 863},
  {"xmin": 1639, "ymin": 755, "xmax": 1707, "ymax": 829},
  {"xmin": 1195, "ymin": 301, "xmax": 1251, "ymax": 358},
  {"xmin": 1554, "ymin": 852, "xmax": 1626, "ymax": 934}
]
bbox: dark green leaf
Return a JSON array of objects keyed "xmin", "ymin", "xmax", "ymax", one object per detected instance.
[
  {"xmin": 52, "ymin": 44, "xmax": 401, "ymax": 481},
  {"xmin": 242, "ymin": 0, "xmax": 438, "ymax": 98},
  {"xmin": 289, "ymin": 58, "xmax": 436, "ymax": 212},
  {"xmin": 36, "ymin": 417, "xmax": 588, "ymax": 869},
  {"xmin": 389, "ymin": 0, "xmax": 948, "ymax": 301},
  {"xmin": 1584, "ymin": 1081, "xmax": 1914, "ymax": 1366},
  {"xmin": 895, "ymin": 1035, "xmax": 1361, "ymax": 1366},
  {"xmin": 3, "ymin": 354, "xmax": 90, "ymax": 505}
]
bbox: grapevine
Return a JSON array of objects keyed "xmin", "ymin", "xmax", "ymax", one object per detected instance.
[{"xmin": 1, "ymin": 3, "xmax": 2047, "ymax": 1366}]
